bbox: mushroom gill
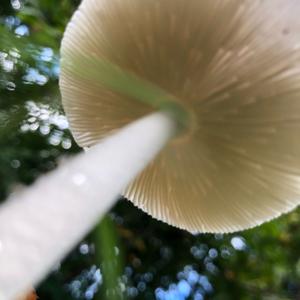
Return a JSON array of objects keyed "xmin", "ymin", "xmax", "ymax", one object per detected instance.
[{"xmin": 60, "ymin": 0, "xmax": 300, "ymax": 233}]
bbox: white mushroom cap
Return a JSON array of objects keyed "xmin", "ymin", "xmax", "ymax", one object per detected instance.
[{"xmin": 60, "ymin": 0, "xmax": 300, "ymax": 233}]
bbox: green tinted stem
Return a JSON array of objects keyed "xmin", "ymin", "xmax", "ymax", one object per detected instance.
[
  {"xmin": 62, "ymin": 55, "xmax": 191, "ymax": 131},
  {"xmin": 93, "ymin": 215, "xmax": 125, "ymax": 300}
]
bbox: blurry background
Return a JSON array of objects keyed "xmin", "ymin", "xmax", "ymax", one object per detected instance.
[{"xmin": 1, "ymin": 1, "xmax": 300, "ymax": 299}]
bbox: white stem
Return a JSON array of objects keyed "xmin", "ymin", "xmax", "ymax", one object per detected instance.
[{"xmin": 0, "ymin": 112, "xmax": 176, "ymax": 300}]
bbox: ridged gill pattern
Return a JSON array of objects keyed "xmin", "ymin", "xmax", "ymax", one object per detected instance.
[{"xmin": 60, "ymin": 0, "xmax": 300, "ymax": 233}]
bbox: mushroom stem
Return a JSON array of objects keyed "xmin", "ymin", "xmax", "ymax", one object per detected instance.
[
  {"xmin": 62, "ymin": 55, "xmax": 192, "ymax": 130},
  {"xmin": 0, "ymin": 112, "xmax": 177, "ymax": 300}
]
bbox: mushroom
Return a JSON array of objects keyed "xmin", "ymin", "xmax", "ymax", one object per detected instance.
[
  {"xmin": 60, "ymin": 0, "xmax": 300, "ymax": 233},
  {"xmin": 1, "ymin": 1, "xmax": 300, "ymax": 298}
]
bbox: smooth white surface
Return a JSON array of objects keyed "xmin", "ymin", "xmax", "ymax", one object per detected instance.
[{"xmin": 0, "ymin": 112, "xmax": 176, "ymax": 300}]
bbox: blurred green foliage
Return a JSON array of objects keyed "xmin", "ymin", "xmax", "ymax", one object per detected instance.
[{"xmin": 1, "ymin": 1, "xmax": 300, "ymax": 299}]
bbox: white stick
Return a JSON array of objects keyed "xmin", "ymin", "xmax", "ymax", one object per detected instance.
[{"xmin": 0, "ymin": 112, "xmax": 176, "ymax": 300}]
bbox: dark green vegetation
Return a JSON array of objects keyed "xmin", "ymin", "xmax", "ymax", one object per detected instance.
[{"xmin": 1, "ymin": 1, "xmax": 300, "ymax": 299}]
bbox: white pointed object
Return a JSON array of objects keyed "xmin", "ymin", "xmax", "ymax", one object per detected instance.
[
  {"xmin": 61, "ymin": 0, "xmax": 300, "ymax": 233},
  {"xmin": 0, "ymin": 113, "xmax": 176, "ymax": 300}
]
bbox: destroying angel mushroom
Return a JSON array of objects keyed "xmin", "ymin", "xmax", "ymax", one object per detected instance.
[
  {"xmin": 60, "ymin": 0, "xmax": 300, "ymax": 233},
  {"xmin": 1, "ymin": 1, "xmax": 300, "ymax": 299}
]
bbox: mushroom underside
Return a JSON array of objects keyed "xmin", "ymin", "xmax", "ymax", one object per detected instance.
[{"xmin": 60, "ymin": 0, "xmax": 300, "ymax": 233}]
